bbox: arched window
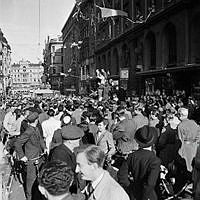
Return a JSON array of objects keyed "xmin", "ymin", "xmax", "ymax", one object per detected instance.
[
  {"xmin": 112, "ymin": 48, "xmax": 119, "ymax": 75},
  {"xmin": 98, "ymin": 56, "xmax": 101, "ymax": 69},
  {"xmin": 144, "ymin": 31, "xmax": 156, "ymax": 70},
  {"xmin": 122, "ymin": 44, "xmax": 130, "ymax": 68},
  {"xmin": 102, "ymin": 54, "xmax": 106, "ymax": 70},
  {"xmin": 163, "ymin": 23, "xmax": 177, "ymax": 67},
  {"xmin": 190, "ymin": 12, "xmax": 200, "ymax": 63}
]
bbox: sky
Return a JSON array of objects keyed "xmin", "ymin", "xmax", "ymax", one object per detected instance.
[{"xmin": 0, "ymin": 0, "xmax": 75, "ymax": 64}]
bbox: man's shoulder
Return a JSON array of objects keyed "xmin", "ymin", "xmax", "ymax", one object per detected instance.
[
  {"xmin": 99, "ymin": 171, "xmax": 129, "ymax": 199},
  {"xmin": 61, "ymin": 193, "xmax": 85, "ymax": 200},
  {"xmin": 104, "ymin": 130, "xmax": 113, "ymax": 137},
  {"xmin": 99, "ymin": 171, "xmax": 125, "ymax": 190},
  {"xmin": 43, "ymin": 117, "xmax": 60, "ymax": 125},
  {"xmin": 53, "ymin": 144, "xmax": 72, "ymax": 155},
  {"xmin": 123, "ymin": 118, "xmax": 137, "ymax": 128},
  {"xmin": 180, "ymin": 119, "xmax": 197, "ymax": 127},
  {"xmin": 23, "ymin": 125, "xmax": 34, "ymax": 134},
  {"xmin": 130, "ymin": 149, "xmax": 161, "ymax": 162}
]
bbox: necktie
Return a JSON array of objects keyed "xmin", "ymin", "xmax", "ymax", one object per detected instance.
[{"xmin": 85, "ymin": 182, "xmax": 94, "ymax": 199}]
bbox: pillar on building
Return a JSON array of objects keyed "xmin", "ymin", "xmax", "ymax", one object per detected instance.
[{"xmin": 127, "ymin": 40, "xmax": 137, "ymax": 96}]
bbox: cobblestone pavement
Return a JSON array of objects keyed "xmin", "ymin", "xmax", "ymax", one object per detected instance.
[
  {"xmin": 9, "ymin": 178, "xmax": 26, "ymax": 200},
  {"xmin": 0, "ymin": 157, "xmax": 11, "ymax": 200},
  {"xmin": 0, "ymin": 155, "xmax": 26, "ymax": 200}
]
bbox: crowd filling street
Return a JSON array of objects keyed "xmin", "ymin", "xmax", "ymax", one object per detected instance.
[{"xmin": 1, "ymin": 79, "xmax": 200, "ymax": 200}]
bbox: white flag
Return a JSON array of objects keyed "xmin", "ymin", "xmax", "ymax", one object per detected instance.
[{"xmin": 97, "ymin": 6, "xmax": 128, "ymax": 18}]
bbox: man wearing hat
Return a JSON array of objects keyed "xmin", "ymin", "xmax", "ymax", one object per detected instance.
[
  {"xmin": 50, "ymin": 114, "xmax": 75, "ymax": 150},
  {"xmin": 132, "ymin": 102, "xmax": 148, "ymax": 130},
  {"xmin": 49, "ymin": 125, "xmax": 84, "ymax": 194},
  {"xmin": 118, "ymin": 125, "xmax": 161, "ymax": 200},
  {"xmin": 50, "ymin": 125, "xmax": 84, "ymax": 166},
  {"xmin": 15, "ymin": 112, "xmax": 47, "ymax": 200}
]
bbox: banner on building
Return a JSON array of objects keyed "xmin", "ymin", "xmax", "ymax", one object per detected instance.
[{"xmin": 97, "ymin": 6, "xmax": 128, "ymax": 18}]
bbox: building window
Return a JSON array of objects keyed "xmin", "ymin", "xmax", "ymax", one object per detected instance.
[
  {"xmin": 164, "ymin": 23, "xmax": 177, "ymax": 66},
  {"xmin": 23, "ymin": 66, "xmax": 26, "ymax": 72},
  {"xmin": 53, "ymin": 67, "xmax": 56, "ymax": 74}
]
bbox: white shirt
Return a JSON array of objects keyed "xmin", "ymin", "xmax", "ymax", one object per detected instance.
[
  {"xmin": 54, "ymin": 112, "xmax": 64, "ymax": 121},
  {"xmin": 92, "ymin": 172, "xmax": 104, "ymax": 190},
  {"xmin": 42, "ymin": 117, "xmax": 61, "ymax": 153},
  {"xmin": 9, "ymin": 116, "xmax": 25, "ymax": 136},
  {"xmin": 3, "ymin": 111, "xmax": 15, "ymax": 133},
  {"xmin": 96, "ymin": 131, "xmax": 104, "ymax": 142}
]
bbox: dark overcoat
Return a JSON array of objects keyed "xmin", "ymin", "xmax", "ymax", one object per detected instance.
[{"xmin": 118, "ymin": 149, "xmax": 161, "ymax": 200}]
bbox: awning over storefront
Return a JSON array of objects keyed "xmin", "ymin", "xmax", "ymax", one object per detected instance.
[{"xmin": 136, "ymin": 64, "xmax": 200, "ymax": 77}]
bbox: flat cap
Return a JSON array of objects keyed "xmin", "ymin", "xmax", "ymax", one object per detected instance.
[{"xmin": 61, "ymin": 125, "xmax": 84, "ymax": 140}]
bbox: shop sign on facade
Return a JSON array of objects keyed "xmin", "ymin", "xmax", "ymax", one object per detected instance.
[{"xmin": 120, "ymin": 68, "xmax": 129, "ymax": 79}]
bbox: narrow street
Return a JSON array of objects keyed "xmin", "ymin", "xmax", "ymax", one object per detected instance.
[
  {"xmin": 1, "ymin": 0, "xmax": 200, "ymax": 200},
  {"xmin": 0, "ymin": 153, "xmax": 25, "ymax": 200}
]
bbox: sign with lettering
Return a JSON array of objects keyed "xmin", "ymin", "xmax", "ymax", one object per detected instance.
[{"xmin": 120, "ymin": 68, "xmax": 129, "ymax": 79}]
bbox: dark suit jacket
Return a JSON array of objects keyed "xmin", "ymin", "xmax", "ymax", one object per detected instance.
[
  {"xmin": 15, "ymin": 125, "xmax": 46, "ymax": 160},
  {"xmin": 20, "ymin": 118, "xmax": 44, "ymax": 138},
  {"xmin": 118, "ymin": 149, "xmax": 161, "ymax": 200},
  {"xmin": 113, "ymin": 118, "xmax": 137, "ymax": 153}
]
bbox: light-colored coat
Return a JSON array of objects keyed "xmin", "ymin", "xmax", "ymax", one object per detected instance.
[
  {"xmin": 96, "ymin": 130, "xmax": 115, "ymax": 157},
  {"xmin": 178, "ymin": 118, "xmax": 200, "ymax": 171},
  {"xmin": 88, "ymin": 170, "xmax": 130, "ymax": 200}
]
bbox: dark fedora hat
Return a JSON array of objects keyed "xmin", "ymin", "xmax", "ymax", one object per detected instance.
[{"xmin": 134, "ymin": 125, "xmax": 158, "ymax": 148}]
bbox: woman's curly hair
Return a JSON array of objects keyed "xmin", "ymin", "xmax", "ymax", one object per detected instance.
[{"xmin": 38, "ymin": 160, "xmax": 74, "ymax": 196}]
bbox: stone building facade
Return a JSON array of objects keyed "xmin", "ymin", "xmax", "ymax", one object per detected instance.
[
  {"xmin": 94, "ymin": 0, "xmax": 200, "ymax": 97},
  {"xmin": 43, "ymin": 36, "xmax": 63, "ymax": 91},
  {"xmin": 62, "ymin": 6, "xmax": 81, "ymax": 95},
  {"xmin": 61, "ymin": 0, "xmax": 200, "ymax": 97},
  {"xmin": 0, "ymin": 29, "xmax": 12, "ymax": 95},
  {"xmin": 11, "ymin": 60, "xmax": 43, "ymax": 92}
]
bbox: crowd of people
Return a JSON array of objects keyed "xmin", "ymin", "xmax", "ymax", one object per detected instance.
[{"xmin": 0, "ymin": 89, "xmax": 200, "ymax": 200}]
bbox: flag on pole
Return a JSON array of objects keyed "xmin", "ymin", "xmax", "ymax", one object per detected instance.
[{"xmin": 97, "ymin": 6, "xmax": 128, "ymax": 18}]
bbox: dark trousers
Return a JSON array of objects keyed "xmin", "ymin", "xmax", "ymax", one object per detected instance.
[{"xmin": 26, "ymin": 162, "xmax": 37, "ymax": 200}]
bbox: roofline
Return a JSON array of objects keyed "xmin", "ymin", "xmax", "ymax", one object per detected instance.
[{"xmin": 61, "ymin": 4, "xmax": 76, "ymax": 33}]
